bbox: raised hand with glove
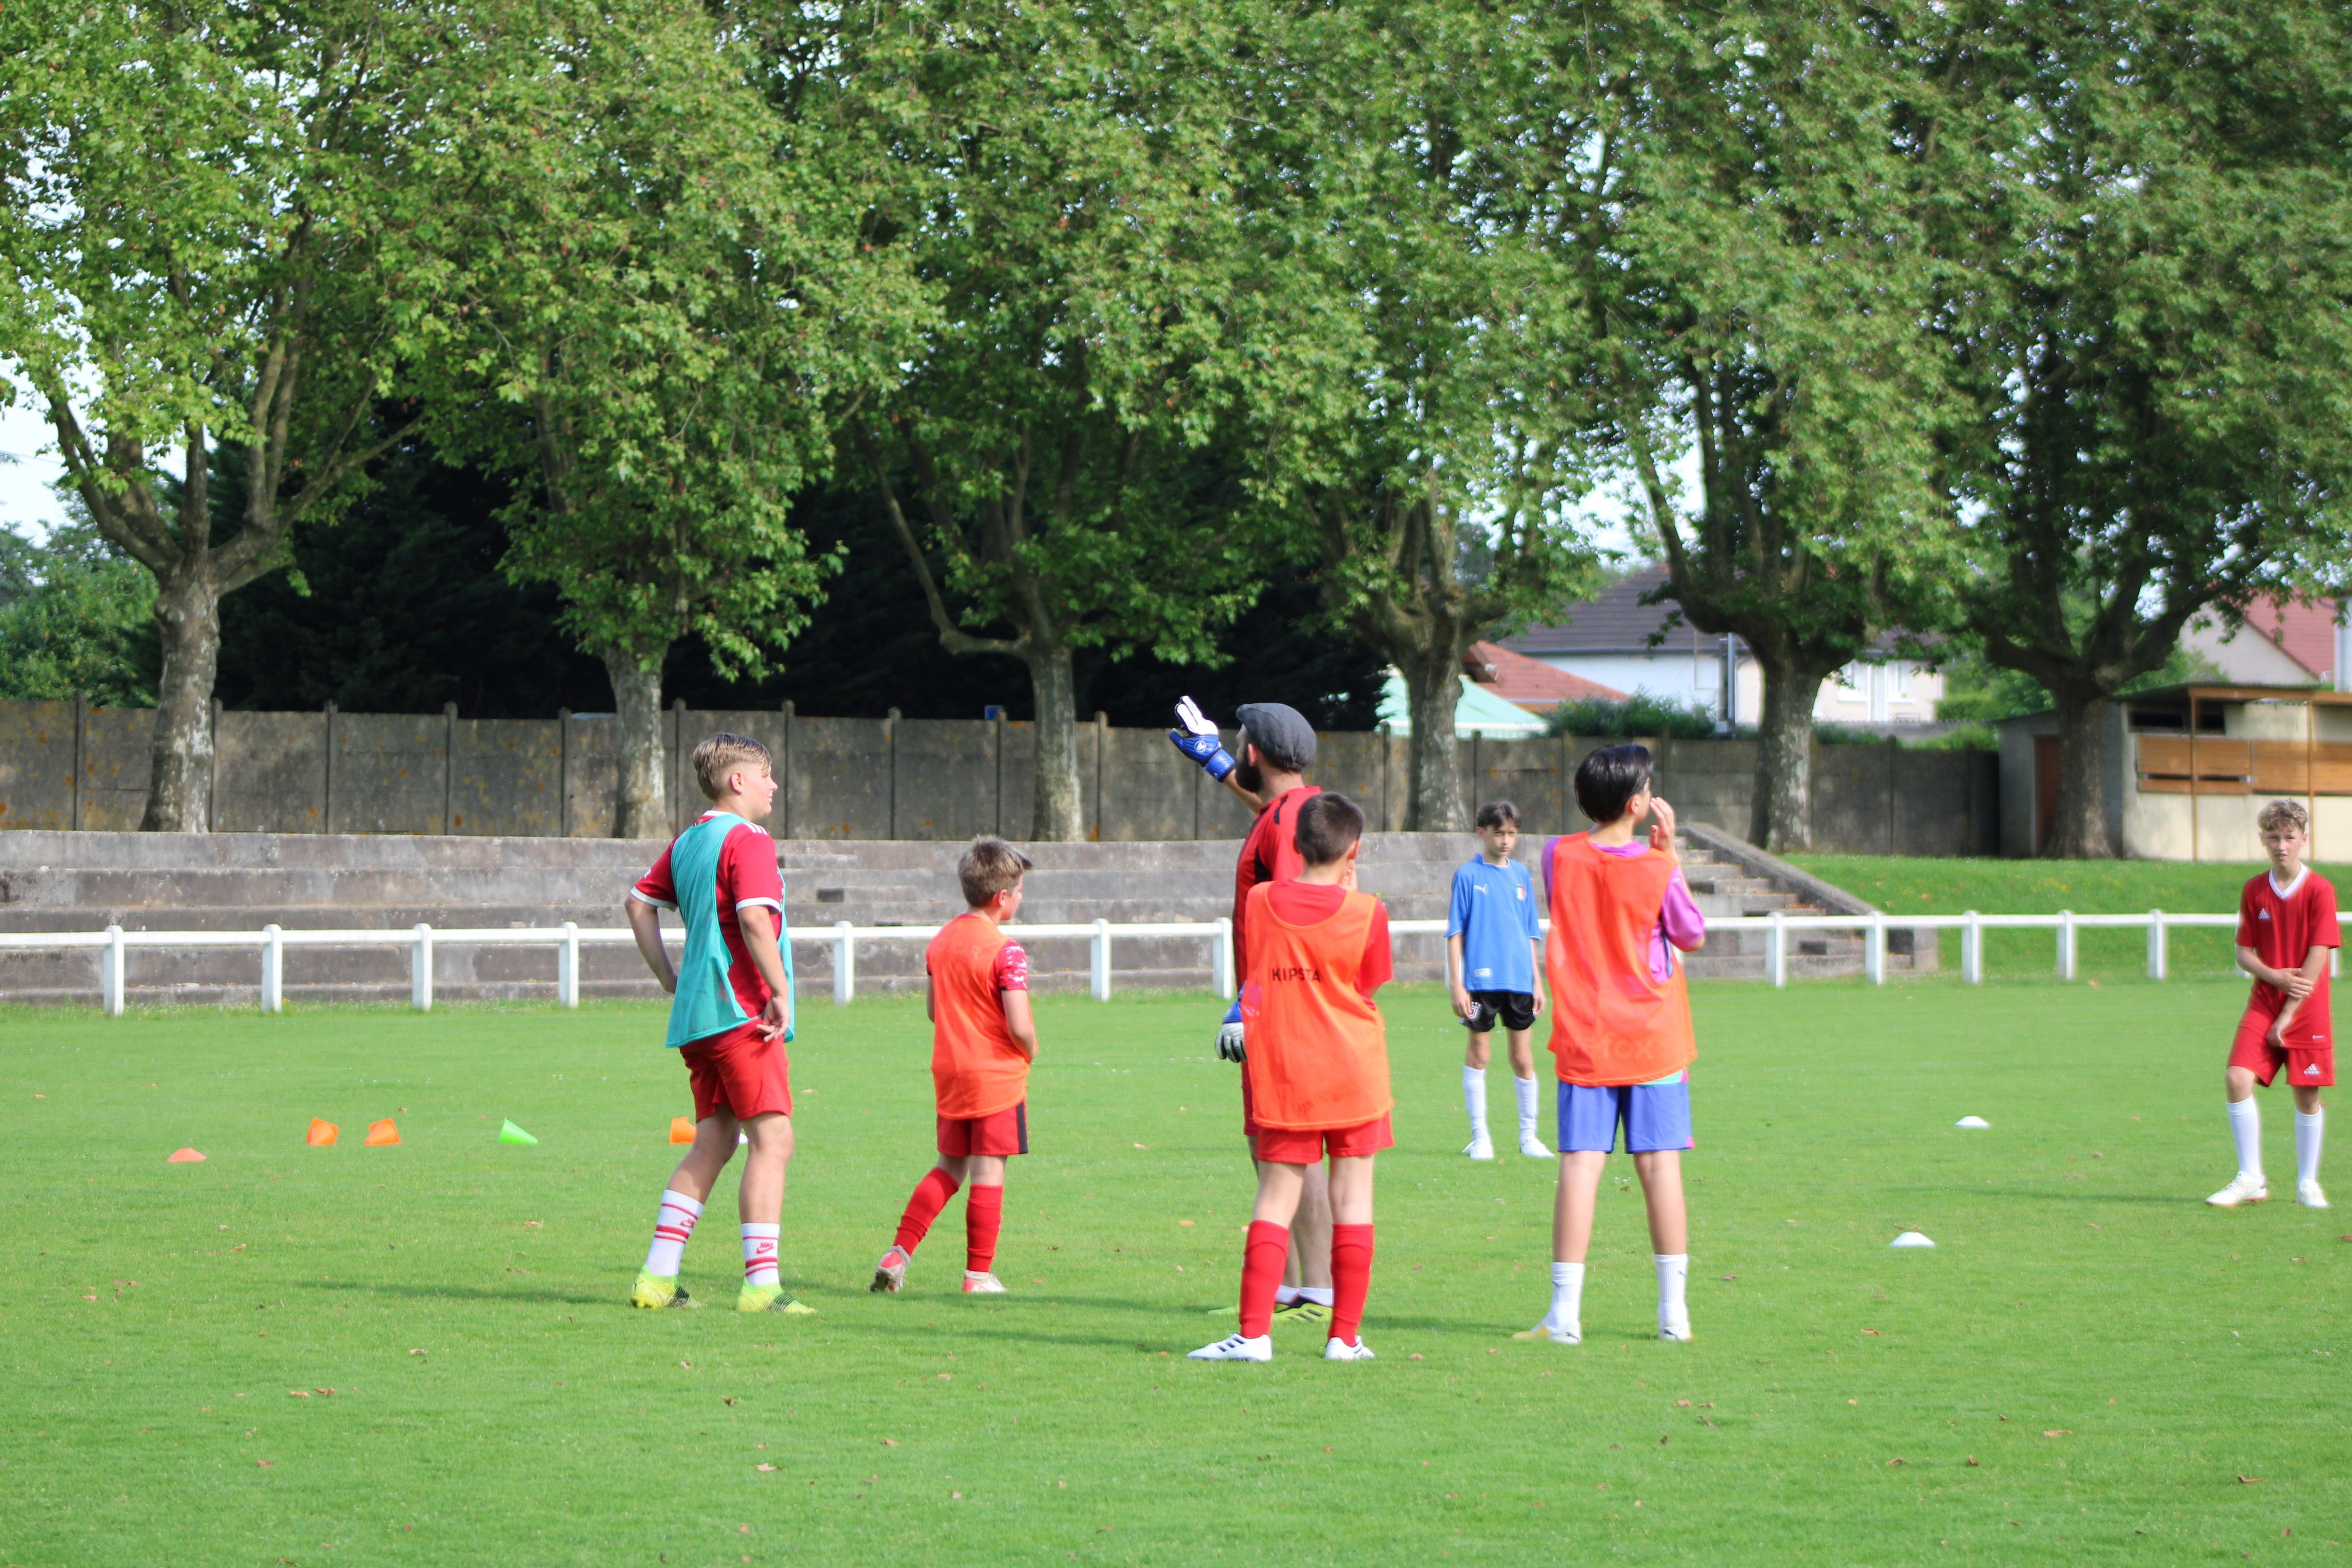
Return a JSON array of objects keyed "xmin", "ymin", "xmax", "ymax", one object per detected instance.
[{"xmin": 1168, "ymin": 695, "xmax": 1236, "ymax": 780}]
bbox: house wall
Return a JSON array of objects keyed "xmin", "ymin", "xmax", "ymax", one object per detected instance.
[
  {"xmin": 1529, "ymin": 652, "xmax": 1942, "ymax": 729},
  {"xmin": 1521, "ymin": 651, "xmax": 1728, "ymax": 713},
  {"xmin": 2182, "ymin": 618, "xmax": 2319, "ymax": 687}
]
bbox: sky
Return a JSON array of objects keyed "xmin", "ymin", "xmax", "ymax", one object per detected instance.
[{"xmin": 0, "ymin": 397, "xmax": 71, "ymax": 540}]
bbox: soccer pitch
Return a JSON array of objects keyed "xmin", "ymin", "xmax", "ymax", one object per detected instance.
[{"xmin": 5, "ymin": 981, "xmax": 2347, "ymax": 1566}]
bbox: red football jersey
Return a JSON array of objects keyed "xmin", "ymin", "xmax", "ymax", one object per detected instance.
[
  {"xmin": 1231, "ymin": 785, "xmax": 1321, "ymax": 965},
  {"xmin": 632, "ymin": 814, "xmax": 785, "ymax": 1020},
  {"xmin": 2236, "ymin": 867, "xmax": 2342, "ymax": 1045}
]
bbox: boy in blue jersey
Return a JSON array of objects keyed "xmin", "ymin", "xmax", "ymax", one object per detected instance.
[
  {"xmin": 623, "ymin": 733, "xmax": 813, "ymax": 1316},
  {"xmin": 1447, "ymin": 800, "xmax": 1550, "ymax": 1160}
]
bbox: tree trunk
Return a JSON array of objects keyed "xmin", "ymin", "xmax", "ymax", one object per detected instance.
[
  {"xmin": 1404, "ymin": 646, "xmax": 1467, "ymax": 832},
  {"xmin": 140, "ymin": 568, "xmax": 222, "ymax": 832},
  {"xmin": 604, "ymin": 649, "xmax": 669, "ymax": 839},
  {"xmin": 2045, "ymin": 693, "xmax": 2118, "ymax": 859},
  {"xmin": 1027, "ymin": 644, "xmax": 1084, "ymax": 842},
  {"xmin": 1748, "ymin": 650, "xmax": 1821, "ymax": 852}
]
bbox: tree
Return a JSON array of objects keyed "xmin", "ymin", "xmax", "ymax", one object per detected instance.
[
  {"xmin": 1932, "ymin": 0, "xmax": 2352, "ymax": 856},
  {"xmin": 0, "ymin": 514, "xmax": 158, "ymax": 706},
  {"xmin": 1578, "ymin": 3, "xmax": 1961, "ymax": 850},
  {"xmin": 1228, "ymin": 1, "xmax": 1606, "ymax": 830},
  {"xmin": 414, "ymin": 1, "xmax": 914, "ymax": 836},
  {"xmin": 0, "ymin": 1, "xmax": 448, "ymax": 828},
  {"xmin": 836, "ymin": 0, "xmax": 1282, "ymax": 840}
]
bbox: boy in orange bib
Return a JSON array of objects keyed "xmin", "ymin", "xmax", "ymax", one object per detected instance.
[
  {"xmin": 871, "ymin": 838, "xmax": 1040, "ymax": 1296},
  {"xmin": 1191, "ymin": 792, "xmax": 1392, "ymax": 1364},
  {"xmin": 1516, "ymin": 743, "xmax": 1706, "ymax": 1346}
]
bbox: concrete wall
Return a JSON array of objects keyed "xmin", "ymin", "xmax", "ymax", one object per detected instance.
[{"xmin": 0, "ymin": 699, "xmax": 1997, "ymax": 855}]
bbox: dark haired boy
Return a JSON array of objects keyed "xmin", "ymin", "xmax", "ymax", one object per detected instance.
[
  {"xmin": 1448, "ymin": 799, "xmax": 1550, "ymax": 1159},
  {"xmin": 1192, "ymin": 792, "xmax": 1392, "ymax": 1363},
  {"xmin": 872, "ymin": 838, "xmax": 1041, "ymax": 1294},
  {"xmin": 1170, "ymin": 696, "xmax": 1336, "ymax": 1325},
  {"xmin": 625, "ymin": 733, "xmax": 811, "ymax": 1315},
  {"xmin": 1517, "ymin": 744, "xmax": 1705, "ymax": 1345}
]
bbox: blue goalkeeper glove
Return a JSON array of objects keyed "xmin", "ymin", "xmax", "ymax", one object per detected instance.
[
  {"xmin": 1169, "ymin": 695, "xmax": 1236, "ymax": 782},
  {"xmin": 1215, "ymin": 996, "xmax": 1245, "ymax": 1062}
]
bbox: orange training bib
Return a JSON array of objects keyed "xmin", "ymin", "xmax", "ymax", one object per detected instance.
[
  {"xmin": 1240, "ymin": 884, "xmax": 1393, "ymax": 1131},
  {"xmin": 928, "ymin": 914, "xmax": 1029, "ymax": 1119},
  {"xmin": 1544, "ymin": 834, "xmax": 1697, "ymax": 1086}
]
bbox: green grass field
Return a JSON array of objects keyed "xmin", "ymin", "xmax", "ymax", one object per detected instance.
[
  {"xmin": 5, "ymin": 982, "xmax": 2348, "ymax": 1566},
  {"xmin": 1788, "ymin": 856, "xmax": 2352, "ymax": 983}
]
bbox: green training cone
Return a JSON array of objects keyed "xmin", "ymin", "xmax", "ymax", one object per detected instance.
[{"xmin": 498, "ymin": 1119, "xmax": 538, "ymax": 1146}]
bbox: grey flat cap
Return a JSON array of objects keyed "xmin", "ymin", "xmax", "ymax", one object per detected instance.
[{"xmin": 1233, "ymin": 701, "xmax": 1317, "ymax": 772}]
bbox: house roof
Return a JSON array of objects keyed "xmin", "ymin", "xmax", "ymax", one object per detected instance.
[
  {"xmin": 2236, "ymin": 597, "xmax": 2342, "ymax": 682},
  {"xmin": 1462, "ymin": 641, "xmax": 1629, "ymax": 711},
  {"xmin": 1376, "ymin": 672, "xmax": 1552, "ymax": 737},
  {"xmin": 1502, "ymin": 565, "xmax": 1724, "ymax": 656}
]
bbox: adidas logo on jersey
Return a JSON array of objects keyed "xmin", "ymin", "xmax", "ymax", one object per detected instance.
[{"xmin": 2258, "ymin": 909, "xmax": 2273, "ymax": 920}]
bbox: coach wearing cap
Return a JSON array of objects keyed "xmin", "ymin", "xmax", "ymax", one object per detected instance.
[{"xmin": 1168, "ymin": 697, "xmax": 1338, "ymax": 1327}]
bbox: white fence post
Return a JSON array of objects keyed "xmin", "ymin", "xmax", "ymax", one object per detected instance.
[
  {"xmin": 2147, "ymin": 911, "xmax": 2166, "ymax": 981},
  {"xmin": 1864, "ymin": 914, "xmax": 1887, "ymax": 986},
  {"xmin": 1091, "ymin": 918, "xmax": 1112, "ymax": 1001},
  {"xmin": 559, "ymin": 921, "xmax": 580, "ymax": 1009},
  {"xmin": 1212, "ymin": 916, "xmax": 1234, "ymax": 1000},
  {"xmin": 102, "ymin": 923, "xmax": 125, "ymax": 1017},
  {"xmin": 1962, "ymin": 911, "xmax": 1982, "ymax": 986},
  {"xmin": 1768, "ymin": 911, "xmax": 1787, "ymax": 989},
  {"xmin": 410, "ymin": 923, "xmax": 434, "ymax": 1012},
  {"xmin": 834, "ymin": 921, "xmax": 855, "ymax": 1006},
  {"xmin": 262, "ymin": 923, "xmax": 284, "ymax": 1013},
  {"xmin": 2056, "ymin": 909, "xmax": 2076, "ymax": 982}
]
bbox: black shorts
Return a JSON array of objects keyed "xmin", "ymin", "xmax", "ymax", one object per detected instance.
[{"xmin": 1463, "ymin": 990, "xmax": 1536, "ymax": 1034}]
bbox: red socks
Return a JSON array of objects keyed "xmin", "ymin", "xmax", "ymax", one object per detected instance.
[
  {"xmin": 964, "ymin": 1184, "xmax": 1005, "ymax": 1275},
  {"xmin": 1330, "ymin": 1223, "xmax": 1375, "ymax": 1345},
  {"xmin": 893, "ymin": 1168, "xmax": 961, "ymax": 1254},
  {"xmin": 1237, "ymin": 1220, "xmax": 1291, "ymax": 1337}
]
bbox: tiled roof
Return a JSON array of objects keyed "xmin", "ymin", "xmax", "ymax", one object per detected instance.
[
  {"xmin": 1462, "ymin": 641, "xmax": 1629, "ymax": 711},
  {"xmin": 2237, "ymin": 596, "xmax": 2342, "ymax": 681},
  {"xmin": 1502, "ymin": 565, "xmax": 1725, "ymax": 656}
]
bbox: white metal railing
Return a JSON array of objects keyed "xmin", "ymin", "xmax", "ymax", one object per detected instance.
[{"xmin": 1, "ymin": 909, "xmax": 2329, "ymax": 1013}]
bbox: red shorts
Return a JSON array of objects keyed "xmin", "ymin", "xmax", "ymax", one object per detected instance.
[
  {"xmin": 2230, "ymin": 1013, "xmax": 2334, "ymax": 1088},
  {"xmin": 680, "ymin": 1020, "xmax": 793, "ymax": 1122},
  {"xmin": 939, "ymin": 1101, "xmax": 1029, "ymax": 1157},
  {"xmin": 1252, "ymin": 1114, "xmax": 1394, "ymax": 1166}
]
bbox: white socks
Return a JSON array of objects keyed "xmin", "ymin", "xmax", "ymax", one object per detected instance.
[
  {"xmin": 1547, "ymin": 1262, "xmax": 1585, "ymax": 1331},
  {"xmin": 742, "ymin": 1223, "xmax": 780, "ymax": 1287},
  {"xmin": 1656, "ymin": 1253, "xmax": 1689, "ymax": 1331},
  {"xmin": 1294, "ymin": 1285, "xmax": 1334, "ymax": 1308},
  {"xmin": 1514, "ymin": 1074, "xmax": 1541, "ymax": 1138},
  {"xmin": 644, "ymin": 1189, "xmax": 702, "ymax": 1277},
  {"xmin": 2228, "ymin": 1097, "xmax": 2263, "ymax": 1180},
  {"xmin": 2298, "ymin": 1108, "xmax": 2326, "ymax": 1185},
  {"xmin": 1463, "ymin": 1067, "xmax": 1489, "ymax": 1141}
]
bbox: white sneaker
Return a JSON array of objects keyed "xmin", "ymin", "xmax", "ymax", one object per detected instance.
[
  {"xmin": 2206, "ymin": 1172, "xmax": 2271, "ymax": 1207},
  {"xmin": 1511, "ymin": 1321, "xmax": 1581, "ymax": 1345},
  {"xmin": 2298, "ymin": 1180, "xmax": 2330, "ymax": 1209},
  {"xmin": 1323, "ymin": 1336, "xmax": 1375, "ymax": 1361},
  {"xmin": 1188, "ymin": 1332, "xmax": 1272, "ymax": 1362},
  {"xmin": 961, "ymin": 1271, "xmax": 1007, "ymax": 1294},
  {"xmin": 1518, "ymin": 1131, "xmax": 1553, "ymax": 1158},
  {"xmin": 1658, "ymin": 1318, "xmax": 1694, "ymax": 1343},
  {"xmin": 1464, "ymin": 1136, "xmax": 1496, "ymax": 1161}
]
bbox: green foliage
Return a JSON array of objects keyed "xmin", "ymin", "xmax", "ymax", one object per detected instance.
[
  {"xmin": 0, "ymin": 517, "xmax": 156, "ymax": 705},
  {"xmin": 1544, "ymin": 692, "xmax": 1720, "ymax": 739},
  {"xmin": 1933, "ymin": 643, "xmax": 2228, "ymax": 726},
  {"xmin": 8, "ymin": 987, "xmax": 2348, "ymax": 1562}
]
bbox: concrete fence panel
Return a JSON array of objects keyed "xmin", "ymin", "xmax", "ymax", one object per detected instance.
[
  {"xmin": 214, "ymin": 712, "xmax": 326, "ymax": 833},
  {"xmin": 792, "ymin": 715, "xmax": 893, "ymax": 839},
  {"xmin": 1101, "ymin": 723, "xmax": 1193, "ymax": 842},
  {"xmin": 560, "ymin": 715, "xmax": 620, "ymax": 839},
  {"xmin": 0, "ymin": 699, "xmax": 74, "ymax": 830},
  {"xmin": 79, "ymin": 706, "xmax": 153, "ymax": 831},
  {"xmin": 451, "ymin": 719, "xmax": 561, "ymax": 836},
  {"xmin": 329, "ymin": 713, "xmax": 447, "ymax": 835},
  {"xmin": 897, "ymin": 717, "xmax": 1002, "ymax": 842}
]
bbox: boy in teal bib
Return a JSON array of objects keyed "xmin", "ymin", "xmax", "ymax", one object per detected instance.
[{"xmin": 624, "ymin": 732, "xmax": 811, "ymax": 1315}]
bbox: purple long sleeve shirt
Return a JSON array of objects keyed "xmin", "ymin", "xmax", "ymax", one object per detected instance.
[{"xmin": 1542, "ymin": 835, "xmax": 1707, "ymax": 981}]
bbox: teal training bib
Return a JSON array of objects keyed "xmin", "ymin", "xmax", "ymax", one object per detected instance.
[{"xmin": 663, "ymin": 813, "xmax": 793, "ymax": 1049}]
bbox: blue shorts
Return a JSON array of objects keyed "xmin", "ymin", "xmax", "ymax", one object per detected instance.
[{"xmin": 1556, "ymin": 1073, "xmax": 1693, "ymax": 1154}]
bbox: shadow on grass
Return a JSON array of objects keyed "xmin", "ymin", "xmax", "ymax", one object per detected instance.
[
  {"xmin": 296, "ymin": 1278, "xmax": 613, "ymax": 1307},
  {"xmin": 1890, "ymin": 1184, "xmax": 2205, "ymax": 1207}
]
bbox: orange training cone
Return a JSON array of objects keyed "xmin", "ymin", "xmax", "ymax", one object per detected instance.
[
  {"xmin": 365, "ymin": 1118, "xmax": 400, "ymax": 1146},
  {"xmin": 166, "ymin": 1147, "xmax": 206, "ymax": 1163},
  {"xmin": 307, "ymin": 1118, "xmax": 339, "ymax": 1147},
  {"xmin": 668, "ymin": 1116, "xmax": 695, "ymax": 1144}
]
